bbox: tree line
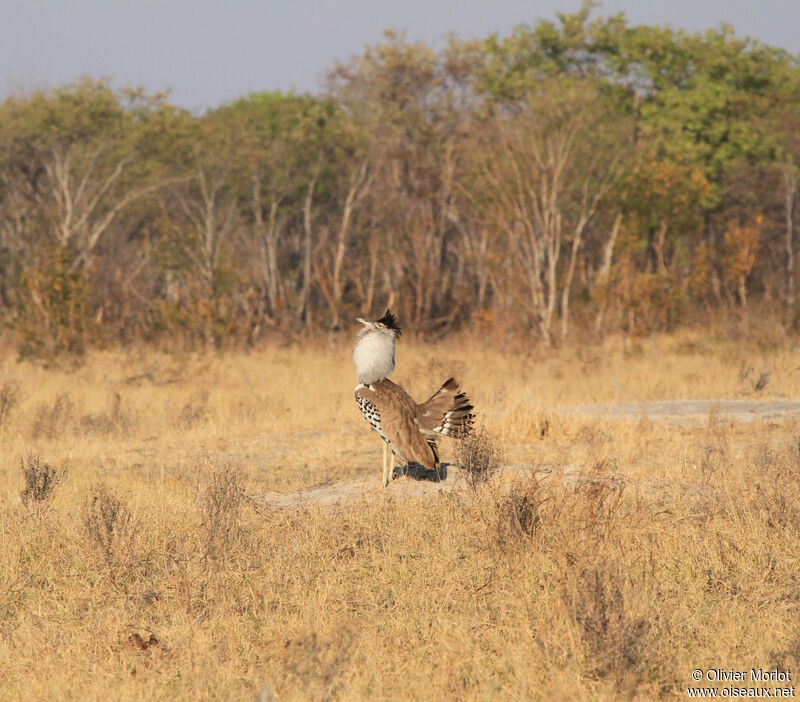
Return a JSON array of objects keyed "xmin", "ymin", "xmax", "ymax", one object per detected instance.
[{"xmin": 2, "ymin": 5, "xmax": 799, "ymax": 356}]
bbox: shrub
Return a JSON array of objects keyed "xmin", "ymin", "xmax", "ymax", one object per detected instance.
[
  {"xmin": 82, "ymin": 483, "xmax": 138, "ymax": 573},
  {"xmin": 81, "ymin": 389, "xmax": 135, "ymax": 434},
  {"xmin": 30, "ymin": 393, "xmax": 76, "ymax": 439},
  {"xmin": 561, "ymin": 560, "xmax": 662, "ymax": 684},
  {"xmin": 455, "ymin": 426, "xmax": 504, "ymax": 490},
  {"xmin": 493, "ymin": 474, "xmax": 547, "ymax": 545},
  {"xmin": 20, "ymin": 454, "xmax": 67, "ymax": 506}
]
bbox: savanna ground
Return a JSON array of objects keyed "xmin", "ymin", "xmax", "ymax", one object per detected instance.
[{"xmin": 1, "ymin": 331, "xmax": 800, "ymax": 700}]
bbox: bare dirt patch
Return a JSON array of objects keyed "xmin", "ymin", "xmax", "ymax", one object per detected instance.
[{"xmin": 571, "ymin": 399, "xmax": 800, "ymax": 424}]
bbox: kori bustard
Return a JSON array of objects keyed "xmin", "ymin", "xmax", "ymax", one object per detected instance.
[{"xmin": 353, "ymin": 309, "xmax": 474, "ymax": 486}]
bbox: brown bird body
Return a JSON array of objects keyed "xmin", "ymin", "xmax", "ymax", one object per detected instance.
[{"xmin": 356, "ymin": 379, "xmax": 440, "ymax": 469}]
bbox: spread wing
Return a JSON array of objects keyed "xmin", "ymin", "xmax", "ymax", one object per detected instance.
[{"xmin": 415, "ymin": 377, "xmax": 474, "ymax": 438}]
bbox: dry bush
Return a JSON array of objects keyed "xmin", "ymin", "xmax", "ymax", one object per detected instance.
[
  {"xmin": 738, "ymin": 359, "xmax": 771, "ymax": 393},
  {"xmin": 561, "ymin": 560, "xmax": 663, "ymax": 685},
  {"xmin": 80, "ymin": 389, "xmax": 135, "ymax": 434},
  {"xmin": 455, "ymin": 425, "xmax": 504, "ymax": 490},
  {"xmin": 19, "ymin": 454, "xmax": 67, "ymax": 506},
  {"xmin": 81, "ymin": 483, "xmax": 138, "ymax": 574},
  {"xmin": 570, "ymin": 472, "xmax": 627, "ymax": 537},
  {"xmin": 507, "ymin": 467, "xmax": 664, "ymax": 686},
  {"xmin": 740, "ymin": 441, "xmax": 800, "ymax": 534},
  {"xmin": 200, "ymin": 464, "xmax": 245, "ymax": 559},
  {"xmin": 30, "ymin": 392, "xmax": 76, "ymax": 439},
  {"xmin": 492, "ymin": 474, "xmax": 548, "ymax": 545}
]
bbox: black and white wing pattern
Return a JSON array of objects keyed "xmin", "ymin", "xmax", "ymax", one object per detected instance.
[
  {"xmin": 355, "ymin": 391, "xmax": 382, "ymax": 433},
  {"xmin": 355, "ymin": 383, "xmax": 394, "ymax": 451}
]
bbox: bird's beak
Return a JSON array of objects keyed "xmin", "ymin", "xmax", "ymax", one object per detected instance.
[{"xmin": 356, "ymin": 317, "xmax": 370, "ymax": 327}]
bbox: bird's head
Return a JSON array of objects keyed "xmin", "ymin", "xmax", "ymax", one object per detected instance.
[{"xmin": 355, "ymin": 309, "xmax": 402, "ymax": 339}]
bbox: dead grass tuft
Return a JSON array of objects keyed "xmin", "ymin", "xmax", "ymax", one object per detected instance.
[
  {"xmin": 493, "ymin": 474, "xmax": 548, "ymax": 544},
  {"xmin": 30, "ymin": 392, "xmax": 76, "ymax": 439},
  {"xmin": 562, "ymin": 560, "xmax": 663, "ymax": 685},
  {"xmin": 19, "ymin": 454, "xmax": 67, "ymax": 506},
  {"xmin": 200, "ymin": 463, "xmax": 245, "ymax": 559},
  {"xmin": 81, "ymin": 483, "xmax": 138, "ymax": 574},
  {"xmin": 80, "ymin": 390, "xmax": 136, "ymax": 434},
  {"xmin": 747, "ymin": 441, "xmax": 800, "ymax": 533}
]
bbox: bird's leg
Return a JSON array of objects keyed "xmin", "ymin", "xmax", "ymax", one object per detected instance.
[
  {"xmin": 382, "ymin": 442, "xmax": 390, "ymax": 487},
  {"xmin": 389, "ymin": 451, "xmax": 394, "ymax": 481}
]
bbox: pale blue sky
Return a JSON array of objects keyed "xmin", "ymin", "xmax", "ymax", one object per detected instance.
[{"xmin": 2, "ymin": 1, "xmax": 798, "ymax": 112}]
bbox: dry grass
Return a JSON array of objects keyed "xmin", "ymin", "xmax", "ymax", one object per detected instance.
[{"xmin": 0, "ymin": 331, "xmax": 799, "ymax": 700}]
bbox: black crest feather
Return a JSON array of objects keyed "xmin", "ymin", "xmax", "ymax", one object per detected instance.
[{"xmin": 377, "ymin": 308, "xmax": 402, "ymax": 336}]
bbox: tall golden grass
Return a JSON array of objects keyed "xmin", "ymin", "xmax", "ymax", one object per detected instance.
[{"xmin": 1, "ymin": 332, "xmax": 799, "ymax": 700}]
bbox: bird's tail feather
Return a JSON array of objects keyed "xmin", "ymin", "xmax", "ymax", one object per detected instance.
[{"xmin": 415, "ymin": 377, "xmax": 474, "ymax": 439}]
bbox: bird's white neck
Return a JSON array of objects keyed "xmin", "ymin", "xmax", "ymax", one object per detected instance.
[{"xmin": 353, "ymin": 328, "xmax": 396, "ymax": 385}]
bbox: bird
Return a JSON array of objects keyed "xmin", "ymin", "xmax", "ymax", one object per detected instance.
[{"xmin": 353, "ymin": 309, "xmax": 474, "ymax": 487}]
